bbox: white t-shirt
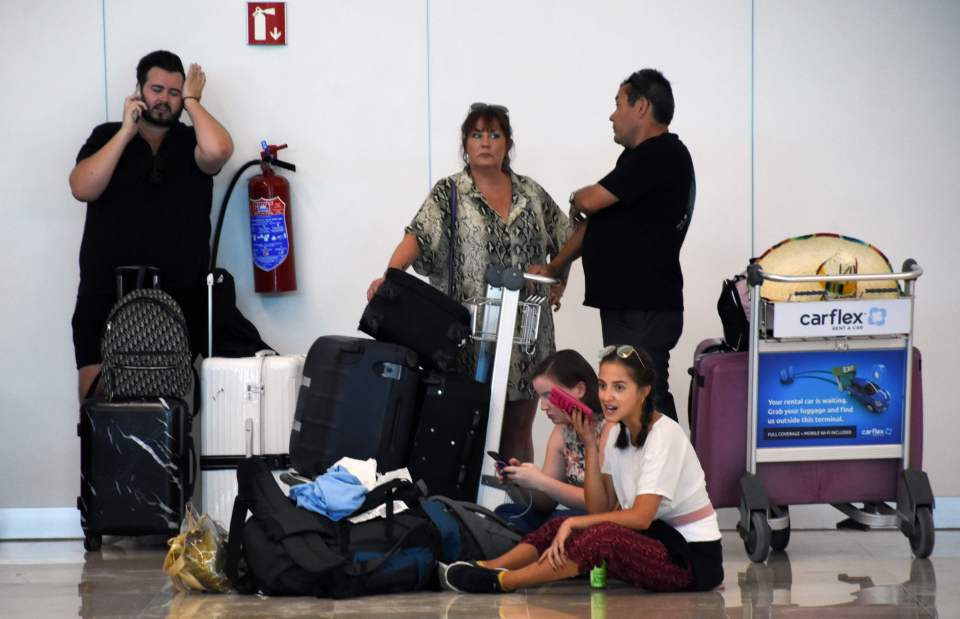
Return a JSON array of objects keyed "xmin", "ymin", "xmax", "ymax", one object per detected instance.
[{"xmin": 601, "ymin": 416, "xmax": 721, "ymax": 542}]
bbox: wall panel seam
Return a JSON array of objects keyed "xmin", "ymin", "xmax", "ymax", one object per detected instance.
[{"xmin": 102, "ymin": 0, "xmax": 109, "ymax": 122}]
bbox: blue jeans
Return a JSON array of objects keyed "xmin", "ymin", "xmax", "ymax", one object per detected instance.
[{"xmin": 494, "ymin": 503, "xmax": 587, "ymax": 535}]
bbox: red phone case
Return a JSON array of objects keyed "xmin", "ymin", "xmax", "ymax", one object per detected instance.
[{"xmin": 548, "ymin": 387, "xmax": 593, "ymax": 420}]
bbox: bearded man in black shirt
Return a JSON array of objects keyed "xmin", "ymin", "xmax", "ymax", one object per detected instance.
[
  {"xmin": 68, "ymin": 50, "xmax": 234, "ymax": 400},
  {"xmin": 534, "ymin": 69, "xmax": 695, "ymax": 422}
]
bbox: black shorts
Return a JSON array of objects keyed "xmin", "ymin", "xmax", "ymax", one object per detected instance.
[{"xmin": 71, "ymin": 286, "xmax": 207, "ymax": 369}]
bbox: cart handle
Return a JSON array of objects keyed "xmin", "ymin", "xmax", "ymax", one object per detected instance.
[
  {"xmin": 485, "ymin": 266, "xmax": 560, "ymax": 290},
  {"xmin": 523, "ymin": 272, "xmax": 560, "ymax": 286},
  {"xmin": 746, "ymin": 259, "xmax": 921, "ymax": 286}
]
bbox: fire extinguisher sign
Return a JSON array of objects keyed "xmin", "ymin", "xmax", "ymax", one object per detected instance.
[
  {"xmin": 248, "ymin": 3, "xmax": 286, "ymax": 45},
  {"xmin": 249, "ymin": 197, "xmax": 290, "ymax": 271}
]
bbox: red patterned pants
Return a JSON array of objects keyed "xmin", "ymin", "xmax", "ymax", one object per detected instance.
[{"xmin": 520, "ymin": 517, "xmax": 693, "ymax": 592}]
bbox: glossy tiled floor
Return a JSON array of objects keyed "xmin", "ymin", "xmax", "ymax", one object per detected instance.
[{"xmin": 0, "ymin": 530, "xmax": 956, "ymax": 618}]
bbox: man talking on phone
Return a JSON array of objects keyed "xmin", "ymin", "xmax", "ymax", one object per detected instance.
[{"xmin": 68, "ymin": 50, "xmax": 234, "ymax": 400}]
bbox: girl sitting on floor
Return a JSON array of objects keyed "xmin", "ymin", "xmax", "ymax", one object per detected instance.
[
  {"xmin": 440, "ymin": 345, "xmax": 724, "ymax": 593},
  {"xmin": 495, "ymin": 349, "xmax": 614, "ymax": 534}
]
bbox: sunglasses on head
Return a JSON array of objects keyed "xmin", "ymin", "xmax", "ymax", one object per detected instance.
[
  {"xmin": 598, "ymin": 345, "xmax": 647, "ymax": 368},
  {"xmin": 470, "ymin": 102, "xmax": 509, "ymax": 115}
]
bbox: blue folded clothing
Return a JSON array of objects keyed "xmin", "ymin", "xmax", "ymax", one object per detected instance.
[{"xmin": 289, "ymin": 465, "xmax": 367, "ymax": 520}]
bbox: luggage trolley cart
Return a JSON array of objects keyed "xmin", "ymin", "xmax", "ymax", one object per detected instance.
[
  {"xmin": 739, "ymin": 259, "xmax": 934, "ymax": 562},
  {"xmin": 464, "ymin": 265, "xmax": 557, "ymax": 509}
]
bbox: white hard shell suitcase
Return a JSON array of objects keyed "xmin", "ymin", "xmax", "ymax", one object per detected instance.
[{"xmin": 199, "ymin": 350, "xmax": 304, "ymax": 527}]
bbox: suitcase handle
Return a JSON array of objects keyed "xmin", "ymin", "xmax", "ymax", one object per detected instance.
[
  {"xmin": 245, "ymin": 419, "xmax": 254, "ymax": 458},
  {"xmin": 186, "ymin": 435, "xmax": 197, "ymax": 503},
  {"xmin": 336, "ymin": 340, "xmax": 365, "ymax": 357},
  {"xmin": 115, "ymin": 265, "xmax": 161, "ymax": 299}
]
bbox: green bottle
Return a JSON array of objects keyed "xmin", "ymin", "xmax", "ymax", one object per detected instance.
[{"xmin": 589, "ymin": 560, "xmax": 607, "ymax": 589}]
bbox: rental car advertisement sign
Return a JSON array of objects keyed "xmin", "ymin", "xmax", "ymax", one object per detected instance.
[
  {"xmin": 757, "ymin": 348, "xmax": 906, "ymax": 448},
  {"xmin": 772, "ymin": 299, "xmax": 911, "ymax": 338}
]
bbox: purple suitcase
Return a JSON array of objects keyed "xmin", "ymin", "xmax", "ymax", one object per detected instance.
[{"xmin": 689, "ymin": 341, "xmax": 923, "ymax": 508}]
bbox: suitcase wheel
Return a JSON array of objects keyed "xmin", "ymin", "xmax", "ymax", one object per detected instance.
[{"xmin": 83, "ymin": 533, "xmax": 102, "ymax": 552}]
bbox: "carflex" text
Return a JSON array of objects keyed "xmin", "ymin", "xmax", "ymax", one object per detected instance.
[{"xmin": 799, "ymin": 308, "xmax": 864, "ymax": 326}]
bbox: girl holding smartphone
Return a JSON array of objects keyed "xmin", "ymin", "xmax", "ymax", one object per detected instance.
[{"xmin": 495, "ymin": 350, "xmax": 613, "ymax": 534}]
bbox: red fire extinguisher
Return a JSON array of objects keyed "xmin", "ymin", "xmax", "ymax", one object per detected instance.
[{"xmin": 248, "ymin": 142, "xmax": 297, "ymax": 293}]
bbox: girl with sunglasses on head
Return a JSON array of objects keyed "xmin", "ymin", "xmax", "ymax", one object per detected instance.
[
  {"xmin": 494, "ymin": 349, "xmax": 615, "ymax": 534},
  {"xmin": 439, "ymin": 345, "xmax": 723, "ymax": 594},
  {"xmin": 367, "ymin": 103, "xmax": 570, "ymax": 464}
]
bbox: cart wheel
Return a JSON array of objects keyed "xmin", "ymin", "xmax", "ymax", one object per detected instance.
[
  {"xmin": 908, "ymin": 506, "xmax": 934, "ymax": 559},
  {"xmin": 743, "ymin": 511, "xmax": 771, "ymax": 563},
  {"xmin": 769, "ymin": 505, "xmax": 790, "ymax": 552},
  {"xmin": 770, "ymin": 525, "xmax": 791, "ymax": 551},
  {"xmin": 83, "ymin": 534, "xmax": 101, "ymax": 552}
]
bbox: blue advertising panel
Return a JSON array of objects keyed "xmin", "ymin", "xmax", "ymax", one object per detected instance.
[{"xmin": 757, "ymin": 348, "xmax": 906, "ymax": 448}]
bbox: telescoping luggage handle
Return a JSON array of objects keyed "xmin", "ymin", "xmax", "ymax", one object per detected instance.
[{"xmin": 115, "ymin": 265, "xmax": 161, "ymax": 299}]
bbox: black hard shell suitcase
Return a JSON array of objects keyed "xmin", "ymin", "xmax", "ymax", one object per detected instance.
[
  {"xmin": 407, "ymin": 372, "xmax": 490, "ymax": 500},
  {"xmin": 78, "ymin": 398, "xmax": 194, "ymax": 551},
  {"xmin": 358, "ymin": 268, "xmax": 470, "ymax": 371},
  {"xmin": 289, "ymin": 336, "xmax": 421, "ymax": 478}
]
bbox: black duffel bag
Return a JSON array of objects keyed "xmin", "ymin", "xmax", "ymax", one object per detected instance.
[
  {"xmin": 359, "ymin": 268, "xmax": 470, "ymax": 372},
  {"xmin": 226, "ymin": 458, "xmax": 439, "ymax": 598}
]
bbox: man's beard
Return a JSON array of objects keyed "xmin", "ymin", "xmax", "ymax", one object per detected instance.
[{"xmin": 143, "ymin": 103, "xmax": 183, "ymax": 128}]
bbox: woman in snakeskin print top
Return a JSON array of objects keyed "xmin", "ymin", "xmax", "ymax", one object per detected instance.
[{"xmin": 367, "ymin": 104, "xmax": 570, "ymax": 463}]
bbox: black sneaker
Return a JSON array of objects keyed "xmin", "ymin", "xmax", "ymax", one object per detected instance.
[{"xmin": 438, "ymin": 562, "xmax": 505, "ymax": 593}]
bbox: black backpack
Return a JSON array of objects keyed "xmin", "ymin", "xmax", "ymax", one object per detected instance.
[
  {"xmin": 226, "ymin": 458, "xmax": 440, "ymax": 598},
  {"xmin": 717, "ymin": 273, "xmax": 750, "ymax": 352},
  {"xmin": 99, "ymin": 288, "xmax": 194, "ymax": 400},
  {"xmin": 421, "ymin": 496, "xmax": 521, "ymax": 563}
]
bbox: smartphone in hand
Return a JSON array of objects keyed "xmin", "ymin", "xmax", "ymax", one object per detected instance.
[
  {"xmin": 487, "ymin": 450, "xmax": 509, "ymax": 467},
  {"xmin": 548, "ymin": 387, "xmax": 593, "ymax": 421},
  {"xmin": 487, "ymin": 450, "xmax": 509, "ymax": 483}
]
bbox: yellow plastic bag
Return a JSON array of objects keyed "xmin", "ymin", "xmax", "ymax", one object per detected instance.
[{"xmin": 163, "ymin": 504, "xmax": 231, "ymax": 593}]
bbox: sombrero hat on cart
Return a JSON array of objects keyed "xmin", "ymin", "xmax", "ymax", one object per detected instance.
[{"xmin": 755, "ymin": 233, "xmax": 900, "ymax": 302}]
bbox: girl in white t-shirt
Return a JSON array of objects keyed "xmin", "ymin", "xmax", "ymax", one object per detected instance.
[{"xmin": 439, "ymin": 345, "xmax": 723, "ymax": 593}]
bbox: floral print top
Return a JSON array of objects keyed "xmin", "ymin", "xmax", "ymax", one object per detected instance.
[
  {"xmin": 562, "ymin": 421, "xmax": 606, "ymax": 486},
  {"xmin": 406, "ymin": 169, "xmax": 570, "ymax": 400}
]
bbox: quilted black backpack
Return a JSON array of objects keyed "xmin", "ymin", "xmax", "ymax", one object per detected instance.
[{"xmin": 100, "ymin": 288, "xmax": 193, "ymax": 400}]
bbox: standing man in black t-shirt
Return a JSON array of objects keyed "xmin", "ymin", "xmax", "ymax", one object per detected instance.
[
  {"xmin": 533, "ymin": 69, "xmax": 695, "ymax": 422},
  {"xmin": 69, "ymin": 50, "xmax": 234, "ymax": 400}
]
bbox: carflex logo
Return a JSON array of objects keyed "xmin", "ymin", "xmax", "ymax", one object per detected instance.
[
  {"xmin": 868, "ymin": 307, "xmax": 887, "ymax": 326},
  {"xmin": 773, "ymin": 299, "xmax": 909, "ymax": 337},
  {"xmin": 799, "ymin": 308, "xmax": 864, "ymax": 327}
]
